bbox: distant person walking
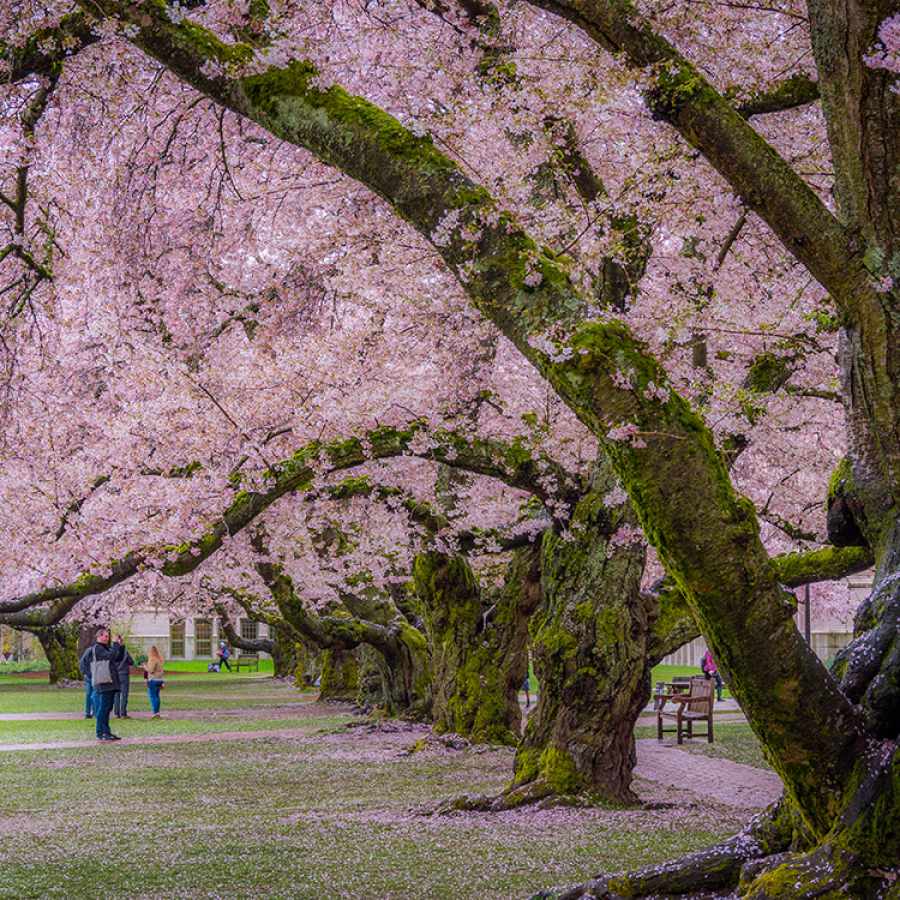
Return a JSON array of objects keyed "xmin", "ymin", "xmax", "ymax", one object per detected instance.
[
  {"xmin": 701, "ymin": 649, "xmax": 724, "ymax": 702},
  {"xmin": 216, "ymin": 640, "xmax": 232, "ymax": 672},
  {"xmin": 113, "ymin": 641, "xmax": 135, "ymax": 719},
  {"xmin": 143, "ymin": 645, "xmax": 165, "ymax": 717},
  {"xmin": 87, "ymin": 627, "xmax": 126, "ymax": 741}
]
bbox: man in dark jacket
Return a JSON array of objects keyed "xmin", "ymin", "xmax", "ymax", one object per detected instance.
[
  {"xmin": 85, "ymin": 627, "xmax": 126, "ymax": 741},
  {"xmin": 78, "ymin": 643, "xmax": 94, "ymax": 719},
  {"xmin": 113, "ymin": 640, "xmax": 135, "ymax": 719}
]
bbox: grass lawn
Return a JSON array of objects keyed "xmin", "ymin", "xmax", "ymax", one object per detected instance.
[
  {"xmin": 649, "ymin": 663, "xmax": 731, "ymax": 698},
  {"xmin": 0, "ymin": 677, "xmax": 753, "ymax": 899},
  {"xmin": 0, "ymin": 673, "xmax": 311, "ymax": 715},
  {"xmin": 635, "ymin": 723, "xmax": 770, "ymax": 771}
]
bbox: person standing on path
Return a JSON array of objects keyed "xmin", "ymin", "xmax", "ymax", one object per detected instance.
[
  {"xmin": 89, "ymin": 627, "xmax": 126, "ymax": 741},
  {"xmin": 78, "ymin": 644, "xmax": 94, "ymax": 719},
  {"xmin": 701, "ymin": 649, "xmax": 724, "ymax": 702},
  {"xmin": 143, "ymin": 645, "xmax": 165, "ymax": 717},
  {"xmin": 113, "ymin": 638, "xmax": 135, "ymax": 719}
]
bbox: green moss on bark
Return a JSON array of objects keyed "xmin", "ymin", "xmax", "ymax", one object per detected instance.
[{"xmin": 318, "ymin": 648, "xmax": 359, "ymax": 701}]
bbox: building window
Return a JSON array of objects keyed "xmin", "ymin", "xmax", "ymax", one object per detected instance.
[
  {"xmin": 195, "ymin": 618, "xmax": 213, "ymax": 657},
  {"xmin": 240, "ymin": 618, "xmax": 259, "ymax": 642},
  {"xmin": 170, "ymin": 620, "xmax": 185, "ymax": 658}
]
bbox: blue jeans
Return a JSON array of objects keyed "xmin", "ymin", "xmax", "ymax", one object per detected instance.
[
  {"xmin": 114, "ymin": 678, "xmax": 130, "ymax": 716},
  {"xmin": 147, "ymin": 680, "xmax": 163, "ymax": 714},
  {"xmin": 94, "ymin": 691, "xmax": 115, "ymax": 737},
  {"xmin": 84, "ymin": 677, "xmax": 94, "ymax": 717}
]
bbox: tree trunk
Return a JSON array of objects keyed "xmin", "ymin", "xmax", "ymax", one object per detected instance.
[
  {"xmin": 290, "ymin": 635, "xmax": 321, "ymax": 687},
  {"xmin": 268, "ymin": 622, "xmax": 308, "ymax": 680},
  {"xmin": 318, "ymin": 648, "xmax": 359, "ymax": 701},
  {"xmin": 356, "ymin": 645, "xmax": 386, "ymax": 707},
  {"xmin": 30, "ymin": 623, "xmax": 81, "ymax": 684},
  {"xmin": 415, "ymin": 544, "xmax": 541, "ymax": 745},
  {"xmin": 512, "ymin": 461, "xmax": 650, "ymax": 805}
]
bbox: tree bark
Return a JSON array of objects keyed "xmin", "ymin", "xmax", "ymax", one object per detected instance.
[
  {"xmin": 415, "ymin": 545, "xmax": 541, "ymax": 745},
  {"xmin": 48, "ymin": 1, "xmax": 900, "ymax": 886},
  {"xmin": 28, "ymin": 623, "xmax": 81, "ymax": 683},
  {"xmin": 512, "ymin": 461, "xmax": 650, "ymax": 805},
  {"xmin": 317, "ymin": 648, "xmax": 359, "ymax": 701}
]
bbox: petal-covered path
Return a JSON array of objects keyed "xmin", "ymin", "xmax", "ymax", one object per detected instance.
[{"xmin": 0, "ymin": 720, "xmax": 782, "ymax": 811}]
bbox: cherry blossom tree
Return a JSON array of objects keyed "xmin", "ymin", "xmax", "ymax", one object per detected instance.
[{"xmin": 2, "ymin": 0, "xmax": 898, "ymax": 894}]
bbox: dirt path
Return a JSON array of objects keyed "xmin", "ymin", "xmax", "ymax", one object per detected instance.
[
  {"xmin": 0, "ymin": 713, "xmax": 782, "ymax": 814},
  {"xmin": 634, "ymin": 738, "xmax": 782, "ymax": 808}
]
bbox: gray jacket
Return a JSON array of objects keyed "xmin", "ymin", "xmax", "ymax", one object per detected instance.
[{"xmin": 82, "ymin": 641, "xmax": 126, "ymax": 693}]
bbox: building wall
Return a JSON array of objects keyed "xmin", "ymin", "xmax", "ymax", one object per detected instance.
[
  {"xmin": 658, "ymin": 572, "xmax": 874, "ymax": 670},
  {"xmin": 121, "ymin": 613, "xmax": 270, "ymax": 660},
  {"xmin": 658, "ymin": 629, "xmax": 854, "ymax": 670}
]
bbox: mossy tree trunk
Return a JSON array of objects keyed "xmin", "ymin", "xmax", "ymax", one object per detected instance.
[
  {"xmin": 286, "ymin": 632, "xmax": 321, "ymax": 687},
  {"xmin": 29, "ymin": 623, "xmax": 81, "ymax": 684},
  {"xmin": 252, "ymin": 540, "xmax": 431, "ymax": 716},
  {"xmin": 42, "ymin": 4, "xmax": 900, "ymax": 891},
  {"xmin": 415, "ymin": 544, "xmax": 541, "ymax": 745},
  {"xmin": 268, "ymin": 622, "xmax": 308, "ymax": 680},
  {"xmin": 317, "ymin": 648, "xmax": 359, "ymax": 701},
  {"xmin": 510, "ymin": 461, "xmax": 650, "ymax": 805}
]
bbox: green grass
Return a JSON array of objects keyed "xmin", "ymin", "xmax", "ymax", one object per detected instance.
[
  {"xmin": 678, "ymin": 723, "xmax": 769, "ymax": 770},
  {"xmin": 635, "ymin": 722, "xmax": 770, "ymax": 771},
  {"xmin": 649, "ymin": 664, "xmax": 731, "ymax": 698},
  {"xmin": 0, "ymin": 674, "xmax": 311, "ymax": 715},
  {"xmin": 0, "ymin": 711, "xmax": 351, "ymax": 745},
  {"xmin": 0, "ymin": 660, "xmax": 50, "ymax": 674},
  {"xmin": 165, "ymin": 658, "xmax": 275, "ymax": 673},
  {"xmin": 0, "ymin": 677, "xmax": 749, "ymax": 899}
]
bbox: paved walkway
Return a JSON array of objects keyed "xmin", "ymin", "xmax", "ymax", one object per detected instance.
[{"xmin": 634, "ymin": 738, "xmax": 781, "ymax": 808}]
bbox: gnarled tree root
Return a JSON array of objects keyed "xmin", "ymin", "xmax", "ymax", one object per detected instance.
[
  {"xmin": 426, "ymin": 779, "xmax": 644, "ymax": 815},
  {"xmin": 531, "ymin": 801, "xmax": 792, "ymax": 898},
  {"xmin": 739, "ymin": 843, "xmax": 899, "ymax": 898}
]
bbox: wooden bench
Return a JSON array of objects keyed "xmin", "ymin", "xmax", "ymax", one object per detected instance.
[
  {"xmin": 657, "ymin": 675, "xmax": 714, "ymax": 744},
  {"xmin": 232, "ymin": 655, "xmax": 259, "ymax": 672},
  {"xmin": 652, "ymin": 675, "xmax": 691, "ymax": 710}
]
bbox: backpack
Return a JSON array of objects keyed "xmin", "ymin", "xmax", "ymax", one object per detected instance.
[{"xmin": 91, "ymin": 647, "xmax": 114, "ymax": 686}]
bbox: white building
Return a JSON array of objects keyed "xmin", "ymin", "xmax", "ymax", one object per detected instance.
[
  {"xmin": 121, "ymin": 612, "xmax": 271, "ymax": 660},
  {"xmin": 658, "ymin": 571, "xmax": 873, "ymax": 668}
]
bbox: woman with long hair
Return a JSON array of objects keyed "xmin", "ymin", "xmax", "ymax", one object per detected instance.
[{"xmin": 143, "ymin": 645, "xmax": 165, "ymax": 718}]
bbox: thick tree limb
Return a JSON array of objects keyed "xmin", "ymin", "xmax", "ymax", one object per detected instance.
[
  {"xmin": 646, "ymin": 543, "xmax": 875, "ymax": 664},
  {"xmin": 69, "ymin": 1, "xmax": 868, "ymax": 834},
  {"xmin": 1, "ymin": 422, "xmax": 575, "ymax": 616},
  {"xmin": 214, "ymin": 603, "xmax": 275, "ymax": 654},
  {"xmin": 518, "ymin": 0, "xmax": 866, "ymax": 314},
  {"xmin": 735, "ymin": 74, "xmax": 821, "ymax": 118}
]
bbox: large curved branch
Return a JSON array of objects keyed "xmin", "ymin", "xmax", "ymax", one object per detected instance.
[
  {"xmin": 0, "ymin": 593, "xmax": 83, "ymax": 628},
  {"xmin": 516, "ymin": 0, "xmax": 863, "ymax": 311},
  {"xmin": 214, "ymin": 603, "xmax": 275, "ymax": 654},
  {"xmin": 2, "ymin": 422, "xmax": 574, "ymax": 616},
  {"xmin": 69, "ymin": 1, "xmax": 866, "ymax": 833},
  {"xmin": 736, "ymin": 74, "xmax": 821, "ymax": 118},
  {"xmin": 646, "ymin": 543, "xmax": 875, "ymax": 663}
]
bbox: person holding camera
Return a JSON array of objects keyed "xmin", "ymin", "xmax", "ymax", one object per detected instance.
[{"xmin": 87, "ymin": 628, "xmax": 126, "ymax": 741}]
